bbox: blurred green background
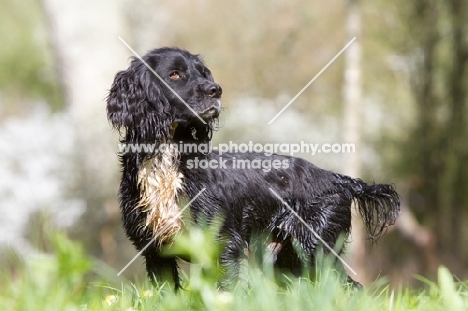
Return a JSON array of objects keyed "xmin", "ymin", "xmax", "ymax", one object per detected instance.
[{"xmin": 0, "ymin": 0, "xmax": 467, "ymax": 290}]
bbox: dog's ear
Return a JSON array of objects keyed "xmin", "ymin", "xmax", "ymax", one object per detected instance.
[
  {"xmin": 106, "ymin": 59, "xmax": 172, "ymax": 142},
  {"xmin": 107, "ymin": 60, "xmax": 152, "ymax": 129}
]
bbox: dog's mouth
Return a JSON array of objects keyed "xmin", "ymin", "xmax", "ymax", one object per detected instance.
[
  {"xmin": 199, "ymin": 99, "xmax": 221, "ymax": 119},
  {"xmin": 200, "ymin": 107, "xmax": 219, "ymax": 118},
  {"xmin": 172, "ymin": 99, "xmax": 221, "ymax": 127}
]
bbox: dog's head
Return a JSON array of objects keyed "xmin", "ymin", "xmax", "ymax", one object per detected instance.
[{"xmin": 107, "ymin": 47, "xmax": 222, "ymax": 143}]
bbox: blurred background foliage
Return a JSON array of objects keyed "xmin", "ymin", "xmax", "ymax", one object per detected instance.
[
  {"xmin": 0, "ymin": 0, "xmax": 467, "ymax": 289},
  {"xmin": 0, "ymin": 0, "xmax": 63, "ymax": 114}
]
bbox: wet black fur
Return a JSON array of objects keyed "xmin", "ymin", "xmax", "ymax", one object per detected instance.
[{"xmin": 107, "ymin": 47, "xmax": 400, "ymax": 289}]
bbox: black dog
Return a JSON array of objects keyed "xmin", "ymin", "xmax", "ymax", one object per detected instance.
[{"xmin": 107, "ymin": 47, "xmax": 400, "ymax": 289}]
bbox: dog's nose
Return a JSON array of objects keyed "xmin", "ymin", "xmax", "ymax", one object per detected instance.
[{"xmin": 204, "ymin": 83, "xmax": 222, "ymax": 98}]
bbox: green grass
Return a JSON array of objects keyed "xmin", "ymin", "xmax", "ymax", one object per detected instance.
[{"xmin": 1, "ymin": 229, "xmax": 467, "ymax": 311}]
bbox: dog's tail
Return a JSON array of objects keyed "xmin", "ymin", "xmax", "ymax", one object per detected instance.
[{"xmin": 345, "ymin": 178, "xmax": 400, "ymax": 241}]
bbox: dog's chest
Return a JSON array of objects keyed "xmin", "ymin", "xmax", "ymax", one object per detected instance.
[{"xmin": 137, "ymin": 148, "xmax": 184, "ymax": 243}]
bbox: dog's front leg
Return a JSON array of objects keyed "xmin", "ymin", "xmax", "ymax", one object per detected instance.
[{"xmin": 144, "ymin": 250, "xmax": 181, "ymax": 290}]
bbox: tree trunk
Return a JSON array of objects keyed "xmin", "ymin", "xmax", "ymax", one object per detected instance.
[
  {"xmin": 40, "ymin": 0, "xmax": 130, "ymax": 257},
  {"xmin": 407, "ymin": 0, "xmax": 468, "ymax": 269},
  {"xmin": 40, "ymin": 0, "xmax": 129, "ymax": 192},
  {"xmin": 444, "ymin": 0, "xmax": 468, "ymax": 256},
  {"xmin": 408, "ymin": 0, "xmax": 441, "ymax": 249},
  {"xmin": 343, "ymin": 0, "xmax": 365, "ymax": 285}
]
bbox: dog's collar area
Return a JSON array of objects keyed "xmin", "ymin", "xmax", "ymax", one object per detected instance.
[{"xmin": 170, "ymin": 122, "xmax": 179, "ymax": 138}]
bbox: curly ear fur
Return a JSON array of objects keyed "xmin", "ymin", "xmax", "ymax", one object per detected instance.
[{"xmin": 106, "ymin": 58, "xmax": 172, "ymax": 144}]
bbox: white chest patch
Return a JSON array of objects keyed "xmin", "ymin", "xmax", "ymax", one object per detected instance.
[{"xmin": 137, "ymin": 147, "xmax": 184, "ymax": 244}]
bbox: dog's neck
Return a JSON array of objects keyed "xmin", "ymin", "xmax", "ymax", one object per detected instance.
[{"xmin": 137, "ymin": 145, "xmax": 184, "ymax": 244}]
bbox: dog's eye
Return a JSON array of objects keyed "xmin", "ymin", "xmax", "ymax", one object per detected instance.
[{"xmin": 169, "ymin": 71, "xmax": 180, "ymax": 80}]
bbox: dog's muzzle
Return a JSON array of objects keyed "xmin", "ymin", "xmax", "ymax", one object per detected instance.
[{"xmin": 201, "ymin": 99, "xmax": 221, "ymax": 118}]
